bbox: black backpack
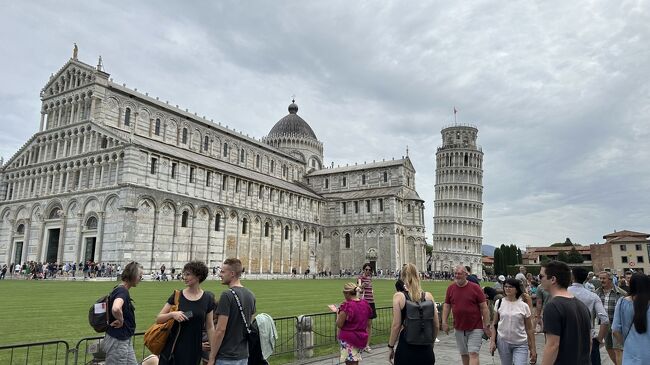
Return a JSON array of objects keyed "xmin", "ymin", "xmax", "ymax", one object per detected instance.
[
  {"xmin": 403, "ymin": 292, "xmax": 435, "ymax": 345},
  {"xmin": 88, "ymin": 287, "xmax": 117, "ymax": 332}
]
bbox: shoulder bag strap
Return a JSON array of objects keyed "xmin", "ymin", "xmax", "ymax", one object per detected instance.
[
  {"xmin": 230, "ymin": 288, "xmax": 251, "ymax": 334},
  {"xmin": 169, "ymin": 290, "xmax": 182, "ymax": 355}
]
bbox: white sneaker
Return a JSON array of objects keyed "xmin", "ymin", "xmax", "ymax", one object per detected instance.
[
  {"xmin": 435, "ymin": 338, "xmax": 440, "ymax": 343},
  {"xmin": 364, "ymin": 346, "xmax": 372, "ymax": 353}
]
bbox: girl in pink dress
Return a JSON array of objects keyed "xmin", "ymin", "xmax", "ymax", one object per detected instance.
[{"xmin": 336, "ymin": 282, "xmax": 373, "ymax": 365}]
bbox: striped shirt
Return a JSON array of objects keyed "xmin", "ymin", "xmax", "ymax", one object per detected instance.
[{"xmin": 357, "ymin": 275, "xmax": 374, "ymax": 303}]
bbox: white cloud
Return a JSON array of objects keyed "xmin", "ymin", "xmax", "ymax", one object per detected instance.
[{"xmin": 1, "ymin": 1, "xmax": 649, "ymax": 246}]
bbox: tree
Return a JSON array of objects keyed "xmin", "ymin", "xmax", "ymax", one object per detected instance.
[
  {"xmin": 567, "ymin": 246, "xmax": 584, "ymax": 264},
  {"xmin": 557, "ymin": 251, "xmax": 570, "ymax": 263},
  {"xmin": 425, "ymin": 244, "xmax": 433, "ymax": 256},
  {"xmin": 540, "ymin": 255, "xmax": 550, "ymax": 264},
  {"xmin": 494, "ymin": 247, "xmax": 505, "ymax": 275}
]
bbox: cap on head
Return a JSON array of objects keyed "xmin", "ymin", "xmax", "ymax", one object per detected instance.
[{"xmin": 498, "ymin": 275, "xmax": 505, "ymax": 282}]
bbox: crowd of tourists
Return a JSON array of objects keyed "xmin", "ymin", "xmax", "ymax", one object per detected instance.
[{"xmin": 5, "ymin": 255, "xmax": 639, "ymax": 365}]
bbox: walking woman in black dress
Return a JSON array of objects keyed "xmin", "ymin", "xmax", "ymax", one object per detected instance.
[
  {"xmin": 388, "ymin": 263, "xmax": 439, "ymax": 364},
  {"xmin": 155, "ymin": 261, "xmax": 217, "ymax": 365}
]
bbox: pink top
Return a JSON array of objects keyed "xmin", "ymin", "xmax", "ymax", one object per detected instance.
[
  {"xmin": 357, "ymin": 275, "xmax": 374, "ymax": 303},
  {"xmin": 338, "ymin": 299, "xmax": 372, "ymax": 348}
]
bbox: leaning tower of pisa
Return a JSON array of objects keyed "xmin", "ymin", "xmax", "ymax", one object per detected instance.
[{"xmin": 431, "ymin": 124, "xmax": 484, "ymax": 277}]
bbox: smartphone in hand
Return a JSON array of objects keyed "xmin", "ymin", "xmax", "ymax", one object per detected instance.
[
  {"xmin": 328, "ymin": 304, "xmax": 339, "ymax": 312},
  {"xmin": 184, "ymin": 310, "xmax": 194, "ymax": 319}
]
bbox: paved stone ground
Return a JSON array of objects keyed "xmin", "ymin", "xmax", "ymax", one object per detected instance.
[{"xmin": 295, "ymin": 332, "xmax": 614, "ymax": 365}]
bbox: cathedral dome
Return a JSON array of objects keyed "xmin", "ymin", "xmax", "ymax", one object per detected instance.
[{"xmin": 268, "ymin": 101, "xmax": 318, "ymax": 140}]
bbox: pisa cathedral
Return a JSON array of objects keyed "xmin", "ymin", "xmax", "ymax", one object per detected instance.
[
  {"xmin": 430, "ymin": 125, "xmax": 484, "ymax": 277},
  {"xmin": 0, "ymin": 51, "xmax": 427, "ymax": 274}
]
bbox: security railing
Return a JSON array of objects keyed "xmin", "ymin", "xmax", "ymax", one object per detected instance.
[{"xmin": 0, "ymin": 340, "xmax": 70, "ymax": 365}]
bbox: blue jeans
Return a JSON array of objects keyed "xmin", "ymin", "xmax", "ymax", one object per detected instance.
[
  {"xmin": 496, "ymin": 336, "xmax": 528, "ymax": 365},
  {"xmin": 215, "ymin": 358, "xmax": 248, "ymax": 365}
]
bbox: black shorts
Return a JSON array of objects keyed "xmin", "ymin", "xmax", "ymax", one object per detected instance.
[{"xmin": 369, "ymin": 302, "xmax": 377, "ymax": 319}]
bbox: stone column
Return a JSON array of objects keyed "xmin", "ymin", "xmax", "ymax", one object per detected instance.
[
  {"xmin": 90, "ymin": 96, "xmax": 97, "ymax": 121},
  {"xmin": 74, "ymin": 213, "xmax": 83, "ymax": 264},
  {"xmin": 188, "ymin": 214, "xmax": 196, "ymax": 261},
  {"xmin": 7, "ymin": 219, "xmax": 16, "ymax": 264},
  {"xmin": 40, "ymin": 112, "xmax": 46, "ymax": 132},
  {"xmin": 56, "ymin": 214, "xmax": 67, "ymax": 263},
  {"xmin": 70, "ymin": 101, "xmax": 77, "ymax": 124},
  {"xmin": 22, "ymin": 219, "xmax": 31, "ymax": 263},
  {"xmin": 56, "ymin": 105, "xmax": 63, "ymax": 127},
  {"xmin": 95, "ymin": 212, "xmax": 105, "ymax": 262}
]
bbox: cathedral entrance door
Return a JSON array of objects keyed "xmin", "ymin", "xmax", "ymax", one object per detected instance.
[
  {"xmin": 84, "ymin": 237, "xmax": 97, "ymax": 262},
  {"xmin": 13, "ymin": 242, "xmax": 23, "ymax": 264},
  {"xmin": 369, "ymin": 260, "xmax": 376, "ymax": 274},
  {"xmin": 46, "ymin": 228, "xmax": 60, "ymax": 263}
]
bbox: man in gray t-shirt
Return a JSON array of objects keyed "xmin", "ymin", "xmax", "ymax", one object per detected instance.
[{"xmin": 212, "ymin": 258, "xmax": 256, "ymax": 364}]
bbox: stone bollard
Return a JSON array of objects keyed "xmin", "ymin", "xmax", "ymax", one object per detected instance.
[{"xmin": 295, "ymin": 315, "xmax": 314, "ymax": 359}]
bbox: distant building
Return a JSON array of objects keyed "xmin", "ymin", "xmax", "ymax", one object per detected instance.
[
  {"xmin": 522, "ymin": 245, "xmax": 592, "ymax": 265},
  {"xmin": 591, "ymin": 230, "xmax": 650, "ymax": 275}
]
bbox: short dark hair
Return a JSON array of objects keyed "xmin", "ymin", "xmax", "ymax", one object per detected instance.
[
  {"xmin": 121, "ymin": 261, "xmax": 142, "ymax": 283},
  {"xmin": 223, "ymin": 258, "xmax": 243, "ymax": 277},
  {"xmin": 362, "ymin": 263, "xmax": 372, "ymax": 271},
  {"xmin": 572, "ymin": 267, "xmax": 589, "ymax": 284},
  {"xmin": 465, "ymin": 265, "xmax": 472, "ymax": 273},
  {"xmin": 183, "ymin": 261, "xmax": 208, "ymax": 283},
  {"xmin": 504, "ymin": 278, "xmax": 524, "ymax": 298},
  {"xmin": 541, "ymin": 260, "xmax": 571, "ymax": 289}
]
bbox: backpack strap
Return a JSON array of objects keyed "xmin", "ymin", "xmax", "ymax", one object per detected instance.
[{"xmin": 230, "ymin": 288, "xmax": 251, "ymax": 335}]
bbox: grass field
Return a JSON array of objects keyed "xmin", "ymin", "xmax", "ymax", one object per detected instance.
[{"xmin": 0, "ymin": 277, "xmax": 454, "ymax": 346}]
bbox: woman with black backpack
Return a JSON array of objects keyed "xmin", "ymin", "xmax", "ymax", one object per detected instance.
[{"xmin": 388, "ymin": 263, "xmax": 439, "ymax": 364}]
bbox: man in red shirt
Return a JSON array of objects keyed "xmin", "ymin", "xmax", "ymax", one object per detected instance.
[{"xmin": 442, "ymin": 265, "xmax": 491, "ymax": 365}]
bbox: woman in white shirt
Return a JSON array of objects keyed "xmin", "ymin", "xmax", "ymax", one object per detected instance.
[{"xmin": 489, "ymin": 278, "xmax": 537, "ymax": 365}]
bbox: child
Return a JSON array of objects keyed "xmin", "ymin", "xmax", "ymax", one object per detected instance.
[{"xmin": 336, "ymin": 283, "xmax": 372, "ymax": 365}]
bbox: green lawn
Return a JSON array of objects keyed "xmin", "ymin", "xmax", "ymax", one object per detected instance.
[{"xmin": 0, "ymin": 278, "xmax": 456, "ymax": 364}]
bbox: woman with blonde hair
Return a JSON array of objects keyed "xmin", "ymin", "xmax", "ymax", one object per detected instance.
[
  {"xmin": 388, "ymin": 263, "xmax": 439, "ymax": 364},
  {"xmin": 336, "ymin": 282, "xmax": 373, "ymax": 365}
]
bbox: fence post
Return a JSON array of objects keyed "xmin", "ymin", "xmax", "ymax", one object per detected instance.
[{"xmin": 295, "ymin": 315, "xmax": 314, "ymax": 359}]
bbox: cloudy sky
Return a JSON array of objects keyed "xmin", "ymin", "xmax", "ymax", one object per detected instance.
[{"xmin": 1, "ymin": 1, "xmax": 649, "ymax": 248}]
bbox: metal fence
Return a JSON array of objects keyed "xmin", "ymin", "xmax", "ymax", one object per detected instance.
[
  {"xmin": 0, "ymin": 306, "xmax": 393, "ymax": 364},
  {"xmin": 0, "ymin": 340, "xmax": 70, "ymax": 365}
]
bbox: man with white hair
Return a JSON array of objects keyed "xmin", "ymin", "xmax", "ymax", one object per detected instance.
[{"xmin": 442, "ymin": 265, "xmax": 491, "ymax": 365}]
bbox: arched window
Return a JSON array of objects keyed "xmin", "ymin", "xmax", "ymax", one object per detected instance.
[
  {"xmin": 124, "ymin": 108, "xmax": 131, "ymax": 126},
  {"xmin": 345, "ymin": 233, "xmax": 351, "ymax": 248},
  {"xmin": 303, "ymin": 229, "xmax": 307, "ymax": 241},
  {"xmin": 181, "ymin": 211, "xmax": 189, "ymax": 227},
  {"xmin": 182, "ymin": 128, "xmax": 188, "ymax": 144},
  {"xmin": 318, "ymin": 232, "xmax": 322, "ymax": 244},
  {"xmin": 154, "ymin": 119, "xmax": 161, "ymax": 136},
  {"xmin": 256, "ymin": 155, "xmax": 261, "ymax": 168},
  {"xmin": 223, "ymin": 143, "xmax": 229, "ymax": 157},
  {"xmin": 240, "ymin": 149, "xmax": 245, "ymax": 163},
  {"xmin": 362, "ymin": 174, "xmax": 366, "ymax": 184},
  {"xmin": 203, "ymin": 136, "xmax": 209, "ymax": 151},
  {"xmin": 284, "ymin": 226, "xmax": 289, "ymax": 240},
  {"xmin": 264, "ymin": 222, "xmax": 270, "ymax": 237},
  {"xmin": 101, "ymin": 137, "xmax": 108, "ymax": 149},
  {"xmin": 214, "ymin": 213, "xmax": 221, "ymax": 231},
  {"xmin": 270, "ymin": 160, "xmax": 275, "ymax": 173},
  {"xmin": 242, "ymin": 218, "xmax": 248, "ymax": 234},
  {"xmin": 383, "ymin": 171, "xmax": 388, "ymax": 182},
  {"xmin": 464, "ymin": 153, "xmax": 469, "ymax": 166},
  {"xmin": 16, "ymin": 224, "xmax": 25, "ymax": 235},
  {"xmin": 86, "ymin": 216, "xmax": 98, "ymax": 230}
]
